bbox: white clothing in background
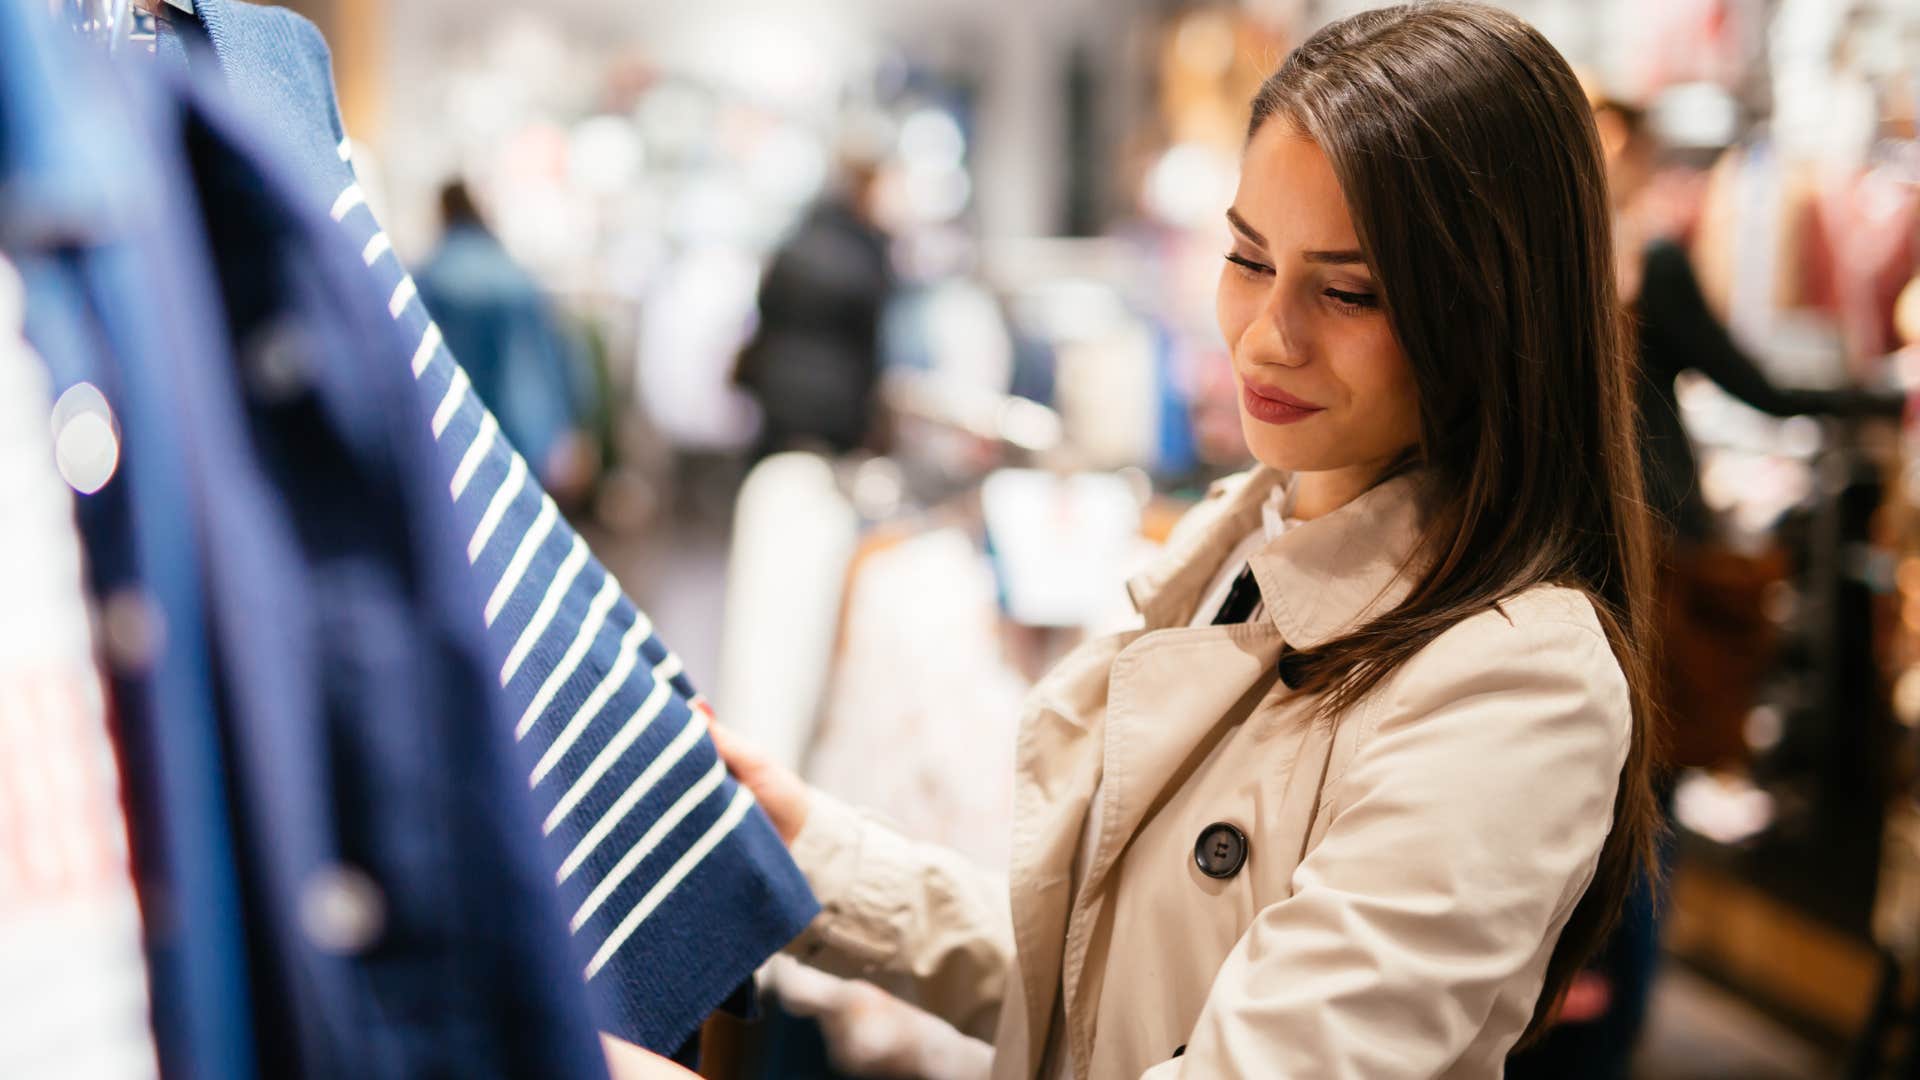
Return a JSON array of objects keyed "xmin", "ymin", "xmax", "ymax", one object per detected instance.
[
  {"xmin": 717, "ymin": 452, "xmax": 859, "ymax": 771},
  {"xmin": 0, "ymin": 257, "xmax": 159, "ymax": 1080}
]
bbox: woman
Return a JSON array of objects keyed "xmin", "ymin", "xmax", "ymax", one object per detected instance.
[{"xmin": 711, "ymin": 5, "xmax": 1661, "ymax": 1076}]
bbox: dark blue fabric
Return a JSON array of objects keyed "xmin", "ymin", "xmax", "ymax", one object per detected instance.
[
  {"xmin": 417, "ymin": 224, "xmax": 586, "ymax": 473},
  {"xmin": 181, "ymin": 0, "xmax": 821, "ymax": 1055},
  {"xmin": 0, "ymin": 21, "xmax": 257, "ymax": 1080},
  {"xmin": 7, "ymin": 18, "xmax": 610, "ymax": 1078},
  {"xmin": 168, "ymin": 74, "xmax": 611, "ymax": 1080}
]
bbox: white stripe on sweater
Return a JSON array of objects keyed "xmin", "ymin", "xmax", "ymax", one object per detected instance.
[
  {"xmin": 568, "ymin": 744, "xmax": 721, "ymax": 924},
  {"xmin": 558, "ymin": 710, "xmax": 709, "ymax": 886},
  {"xmin": 329, "ymin": 184, "xmax": 365, "ymax": 221},
  {"xmin": 528, "ymin": 622, "xmax": 655, "ymax": 782},
  {"xmin": 541, "ymin": 672, "xmax": 675, "ymax": 834},
  {"xmin": 410, "ymin": 324, "xmax": 442, "ymax": 379},
  {"xmin": 337, "ymin": 138, "xmax": 353, "ymax": 162},
  {"xmin": 584, "ymin": 786, "xmax": 756, "ymax": 979},
  {"xmin": 449, "ymin": 411, "xmax": 498, "ymax": 498},
  {"xmin": 486, "ymin": 495, "xmax": 561, "ymax": 628},
  {"xmin": 388, "ymin": 276, "xmax": 418, "ymax": 319},
  {"xmin": 430, "ymin": 367, "xmax": 469, "ymax": 439},
  {"xmin": 361, "ymin": 232, "xmax": 391, "ymax": 267},
  {"xmin": 468, "ymin": 453, "xmax": 529, "ymax": 563},
  {"xmin": 500, "ymin": 535, "xmax": 589, "ymax": 685},
  {"xmin": 514, "ymin": 573, "xmax": 621, "ymax": 738}
]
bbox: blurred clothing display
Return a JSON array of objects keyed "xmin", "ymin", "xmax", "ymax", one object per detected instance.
[
  {"xmin": 0, "ymin": 261, "xmax": 158, "ymax": 1080},
  {"xmin": 6, "ymin": 16, "xmax": 608, "ymax": 1077},
  {"xmin": 417, "ymin": 192, "xmax": 594, "ymax": 494},
  {"xmin": 1807, "ymin": 158, "xmax": 1920, "ymax": 375},
  {"xmin": 808, "ymin": 526, "xmax": 1027, "ymax": 870},
  {"xmin": 166, "ymin": 0, "xmax": 820, "ymax": 1056},
  {"xmin": 717, "ymin": 453, "xmax": 860, "ymax": 773},
  {"xmin": 735, "ymin": 190, "xmax": 896, "ymax": 459}
]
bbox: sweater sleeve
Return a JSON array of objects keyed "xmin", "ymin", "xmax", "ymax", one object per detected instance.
[{"xmin": 785, "ymin": 790, "xmax": 1015, "ymax": 1043}]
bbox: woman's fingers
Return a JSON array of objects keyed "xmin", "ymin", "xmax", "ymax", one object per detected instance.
[{"xmin": 703, "ymin": 707, "xmax": 811, "ymax": 846}]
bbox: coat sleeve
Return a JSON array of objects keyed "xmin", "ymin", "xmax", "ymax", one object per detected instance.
[
  {"xmin": 784, "ymin": 789, "xmax": 1014, "ymax": 1042},
  {"xmin": 1142, "ymin": 612, "xmax": 1632, "ymax": 1079}
]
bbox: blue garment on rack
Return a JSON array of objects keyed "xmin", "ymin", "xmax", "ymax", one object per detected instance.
[
  {"xmin": 179, "ymin": 0, "xmax": 821, "ymax": 1055},
  {"xmin": 7, "ymin": 19, "xmax": 612, "ymax": 1078},
  {"xmin": 0, "ymin": 21, "xmax": 256, "ymax": 1080}
]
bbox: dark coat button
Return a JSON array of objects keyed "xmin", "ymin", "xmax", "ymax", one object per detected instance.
[
  {"xmin": 1194, "ymin": 822, "xmax": 1249, "ymax": 879},
  {"xmin": 1277, "ymin": 649, "xmax": 1308, "ymax": 690}
]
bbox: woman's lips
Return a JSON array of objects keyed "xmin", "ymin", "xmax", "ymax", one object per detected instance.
[{"xmin": 1241, "ymin": 381, "xmax": 1325, "ymax": 425}]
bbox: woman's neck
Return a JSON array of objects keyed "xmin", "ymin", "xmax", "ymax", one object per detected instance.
[{"xmin": 1288, "ymin": 459, "xmax": 1398, "ymax": 521}]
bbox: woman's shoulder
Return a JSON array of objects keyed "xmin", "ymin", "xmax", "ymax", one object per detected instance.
[
  {"xmin": 1328, "ymin": 583, "xmax": 1633, "ymax": 806},
  {"xmin": 1430, "ymin": 584, "xmax": 1623, "ymax": 682},
  {"xmin": 1363, "ymin": 584, "xmax": 1630, "ymax": 742}
]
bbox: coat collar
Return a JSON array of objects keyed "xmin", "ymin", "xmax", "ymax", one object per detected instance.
[{"xmin": 1126, "ymin": 465, "xmax": 1430, "ymax": 649}]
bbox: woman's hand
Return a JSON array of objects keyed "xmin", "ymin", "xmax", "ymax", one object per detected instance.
[
  {"xmin": 600, "ymin": 1034, "xmax": 700, "ymax": 1080},
  {"xmin": 706, "ymin": 712, "xmax": 811, "ymax": 845}
]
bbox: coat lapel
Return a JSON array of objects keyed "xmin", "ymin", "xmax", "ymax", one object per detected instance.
[{"xmin": 1004, "ymin": 628, "xmax": 1137, "ymax": 1078}]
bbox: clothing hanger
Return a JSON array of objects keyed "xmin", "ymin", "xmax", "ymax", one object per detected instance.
[
  {"xmin": 51, "ymin": 0, "xmax": 191, "ymax": 55},
  {"xmin": 51, "ymin": 0, "xmax": 133, "ymax": 50}
]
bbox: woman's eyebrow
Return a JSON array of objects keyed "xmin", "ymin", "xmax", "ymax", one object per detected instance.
[
  {"xmin": 1225, "ymin": 207, "xmax": 1266, "ymax": 246},
  {"xmin": 1302, "ymin": 249, "xmax": 1367, "ymax": 265},
  {"xmin": 1228, "ymin": 208, "xmax": 1367, "ymax": 266}
]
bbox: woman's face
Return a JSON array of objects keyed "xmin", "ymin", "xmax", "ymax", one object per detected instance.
[{"xmin": 1216, "ymin": 122, "xmax": 1421, "ymax": 504}]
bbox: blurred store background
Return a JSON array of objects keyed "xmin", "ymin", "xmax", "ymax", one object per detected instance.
[{"xmin": 238, "ymin": 0, "xmax": 1920, "ymax": 1075}]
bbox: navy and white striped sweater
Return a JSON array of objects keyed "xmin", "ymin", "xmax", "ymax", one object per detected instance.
[{"xmin": 186, "ymin": 0, "xmax": 819, "ymax": 1053}]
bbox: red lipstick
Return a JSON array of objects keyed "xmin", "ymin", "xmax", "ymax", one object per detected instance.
[{"xmin": 1240, "ymin": 381, "xmax": 1325, "ymax": 425}]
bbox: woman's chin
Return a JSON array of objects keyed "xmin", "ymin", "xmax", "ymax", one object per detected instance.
[{"xmin": 1239, "ymin": 423, "xmax": 1325, "ymax": 473}]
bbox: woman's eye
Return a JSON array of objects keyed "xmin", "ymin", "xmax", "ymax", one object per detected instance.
[
  {"xmin": 1224, "ymin": 253, "xmax": 1272, "ymax": 277},
  {"xmin": 1323, "ymin": 286, "xmax": 1380, "ymax": 312}
]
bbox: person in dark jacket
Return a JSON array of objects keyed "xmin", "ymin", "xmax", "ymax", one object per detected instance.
[{"xmin": 733, "ymin": 157, "xmax": 896, "ymax": 461}]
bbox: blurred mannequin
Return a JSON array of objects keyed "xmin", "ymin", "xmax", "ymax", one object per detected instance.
[
  {"xmin": 416, "ymin": 181, "xmax": 597, "ymax": 504},
  {"xmin": 733, "ymin": 156, "xmax": 897, "ymax": 462}
]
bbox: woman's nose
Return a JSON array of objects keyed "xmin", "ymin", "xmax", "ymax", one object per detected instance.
[{"xmin": 1242, "ymin": 303, "xmax": 1308, "ymax": 369}]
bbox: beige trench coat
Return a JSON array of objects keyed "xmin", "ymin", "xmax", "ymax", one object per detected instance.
[{"xmin": 785, "ymin": 467, "xmax": 1631, "ymax": 1079}]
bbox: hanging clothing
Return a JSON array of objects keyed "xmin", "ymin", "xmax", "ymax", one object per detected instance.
[
  {"xmin": 169, "ymin": 0, "xmax": 819, "ymax": 1053},
  {"xmin": 0, "ymin": 23, "xmax": 258, "ymax": 1078},
  {"xmin": 0, "ymin": 258, "xmax": 159, "ymax": 1080},
  {"xmin": 7, "ymin": 20, "xmax": 609, "ymax": 1077}
]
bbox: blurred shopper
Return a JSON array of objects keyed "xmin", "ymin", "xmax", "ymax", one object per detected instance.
[
  {"xmin": 732, "ymin": 153, "xmax": 896, "ymax": 461},
  {"xmin": 1596, "ymin": 100, "xmax": 1904, "ymax": 546},
  {"xmin": 1508, "ymin": 97, "xmax": 1910, "ymax": 1080},
  {"xmin": 417, "ymin": 181, "xmax": 598, "ymax": 503},
  {"xmin": 712, "ymin": 5, "xmax": 1663, "ymax": 1075}
]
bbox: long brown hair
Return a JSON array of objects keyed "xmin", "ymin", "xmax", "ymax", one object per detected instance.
[{"xmin": 1249, "ymin": 2, "xmax": 1661, "ymax": 1044}]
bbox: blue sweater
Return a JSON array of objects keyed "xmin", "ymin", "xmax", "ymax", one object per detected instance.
[
  {"xmin": 10, "ymin": 23, "xmax": 613, "ymax": 1076},
  {"xmin": 181, "ymin": 0, "xmax": 818, "ymax": 1054}
]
